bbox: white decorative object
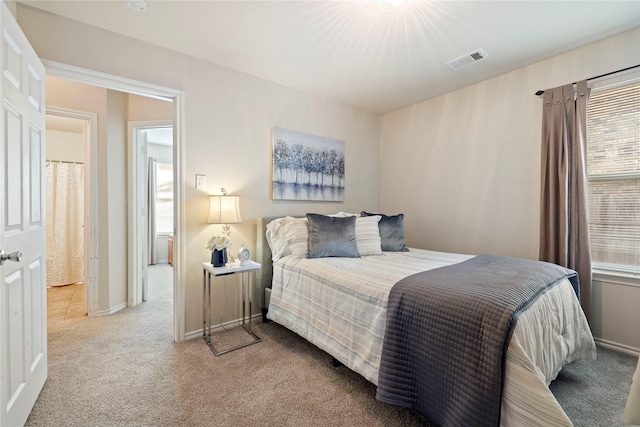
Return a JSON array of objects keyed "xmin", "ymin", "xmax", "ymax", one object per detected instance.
[
  {"xmin": 205, "ymin": 234, "xmax": 231, "ymax": 252},
  {"xmin": 238, "ymin": 243, "xmax": 251, "ymax": 266}
]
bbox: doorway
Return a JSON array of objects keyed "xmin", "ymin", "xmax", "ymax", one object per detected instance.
[
  {"xmin": 44, "ymin": 61, "xmax": 185, "ymax": 342},
  {"xmin": 128, "ymin": 122, "xmax": 174, "ymax": 307},
  {"xmin": 45, "ymin": 107, "xmax": 98, "ymax": 318},
  {"xmin": 44, "ymin": 113, "xmax": 88, "ymax": 322}
]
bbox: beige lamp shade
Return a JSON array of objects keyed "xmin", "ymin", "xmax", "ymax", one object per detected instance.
[{"xmin": 207, "ymin": 195, "xmax": 242, "ymax": 224}]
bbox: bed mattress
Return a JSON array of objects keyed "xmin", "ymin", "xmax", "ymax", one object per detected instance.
[{"xmin": 266, "ymin": 248, "xmax": 596, "ymax": 426}]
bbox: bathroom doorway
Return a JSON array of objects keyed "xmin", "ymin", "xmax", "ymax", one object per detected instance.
[{"xmin": 45, "ymin": 113, "xmax": 91, "ymax": 322}]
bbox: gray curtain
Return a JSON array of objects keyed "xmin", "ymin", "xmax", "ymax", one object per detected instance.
[
  {"xmin": 147, "ymin": 157, "xmax": 158, "ymax": 265},
  {"xmin": 539, "ymin": 80, "xmax": 592, "ymax": 320}
]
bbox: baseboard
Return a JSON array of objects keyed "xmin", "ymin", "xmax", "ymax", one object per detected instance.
[
  {"xmin": 595, "ymin": 337, "xmax": 640, "ymax": 356},
  {"xmin": 93, "ymin": 302, "xmax": 127, "ymax": 317},
  {"xmin": 185, "ymin": 313, "xmax": 263, "ymax": 341}
]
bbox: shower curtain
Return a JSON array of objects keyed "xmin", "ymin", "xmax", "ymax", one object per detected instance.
[{"xmin": 46, "ymin": 161, "xmax": 84, "ymax": 287}]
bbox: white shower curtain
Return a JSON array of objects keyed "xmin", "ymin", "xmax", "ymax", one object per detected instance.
[{"xmin": 46, "ymin": 161, "xmax": 84, "ymax": 287}]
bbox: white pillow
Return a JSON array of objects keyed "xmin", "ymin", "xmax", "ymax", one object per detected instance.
[
  {"xmin": 355, "ymin": 215, "xmax": 382, "ymax": 256},
  {"xmin": 265, "ymin": 213, "xmax": 383, "ymax": 260},
  {"xmin": 266, "ymin": 216, "xmax": 310, "ymax": 260},
  {"xmin": 328, "ymin": 212, "xmax": 382, "ymax": 255},
  {"xmin": 331, "ymin": 211, "xmax": 359, "ymax": 217},
  {"xmin": 266, "ymin": 217, "xmax": 294, "ymax": 261},
  {"xmin": 283, "ymin": 217, "xmax": 309, "ymax": 258}
]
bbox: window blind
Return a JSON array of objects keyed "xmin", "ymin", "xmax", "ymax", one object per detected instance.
[{"xmin": 586, "ymin": 81, "xmax": 639, "ymax": 273}]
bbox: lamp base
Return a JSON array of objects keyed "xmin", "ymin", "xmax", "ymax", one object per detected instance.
[{"xmin": 211, "ymin": 248, "xmax": 228, "ymax": 267}]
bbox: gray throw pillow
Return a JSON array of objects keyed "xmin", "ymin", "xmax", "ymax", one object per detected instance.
[
  {"xmin": 306, "ymin": 213, "xmax": 359, "ymax": 258},
  {"xmin": 360, "ymin": 211, "xmax": 409, "ymax": 252}
]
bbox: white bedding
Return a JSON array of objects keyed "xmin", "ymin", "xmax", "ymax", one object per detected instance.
[{"xmin": 266, "ymin": 248, "xmax": 596, "ymax": 426}]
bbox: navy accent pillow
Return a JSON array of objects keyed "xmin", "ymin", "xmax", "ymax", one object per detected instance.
[
  {"xmin": 360, "ymin": 211, "xmax": 409, "ymax": 252},
  {"xmin": 306, "ymin": 213, "xmax": 359, "ymax": 258}
]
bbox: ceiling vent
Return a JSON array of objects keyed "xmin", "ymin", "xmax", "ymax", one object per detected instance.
[
  {"xmin": 125, "ymin": 1, "xmax": 147, "ymax": 12},
  {"xmin": 445, "ymin": 48, "xmax": 489, "ymax": 71}
]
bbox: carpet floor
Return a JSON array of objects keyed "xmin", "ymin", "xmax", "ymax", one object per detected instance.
[{"xmin": 25, "ymin": 264, "xmax": 637, "ymax": 426}]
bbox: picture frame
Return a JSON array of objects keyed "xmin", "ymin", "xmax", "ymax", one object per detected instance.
[{"xmin": 271, "ymin": 127, "xmax": 345, "ymax": 201}]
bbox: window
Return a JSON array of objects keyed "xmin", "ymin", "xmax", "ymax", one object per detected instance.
[
  {"xmin": 156, "ymin": 162, "xmax": 173, "ymax": 234},
  {"xmin": 586, "ymin": 79, "xmax": 639, "ymax": 274}
]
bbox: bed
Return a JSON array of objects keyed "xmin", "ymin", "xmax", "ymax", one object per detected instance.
[{"xmin": 256, "ymin": 213, "xmax": 596, "ymax": 427}]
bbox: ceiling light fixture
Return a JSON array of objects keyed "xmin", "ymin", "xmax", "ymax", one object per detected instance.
[{"xmin": 376, "ymin": 0, "xmax": 404, "ymax": 9}]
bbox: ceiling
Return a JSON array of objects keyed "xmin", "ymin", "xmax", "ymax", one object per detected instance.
[{"xmin": 21, "ymin": 1, "xmax": 640, "ymax": 115}]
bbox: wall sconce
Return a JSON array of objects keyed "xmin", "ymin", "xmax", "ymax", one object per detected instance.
[{"xmin": 207, "ymin": 188, "xmax": 242, "ymax": 237}]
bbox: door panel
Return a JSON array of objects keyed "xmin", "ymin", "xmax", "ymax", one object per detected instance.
[{"xmin": 0, "ymin": 2, "xmax": 47, "ymax": 426}]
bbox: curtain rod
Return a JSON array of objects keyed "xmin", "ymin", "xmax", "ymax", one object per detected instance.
[
  {"xmin": 46, "ymin": 159, "xmax": 84, "ymax": 165},
  {"xmin": 534, "ymin": 64, "xmax": 640, "ymax": 96}
]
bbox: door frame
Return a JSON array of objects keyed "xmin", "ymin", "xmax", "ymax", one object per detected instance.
[
  {"xmin": 128, "ymin": 120, "xmax": 173, "ymax": 307},
  {"xmin": 44, "ymin": 60, "xmax": 186, "ymax": 342},
  {"xmin": 45, "ymin": 107, "xmax": 98, "ymax": 316}
]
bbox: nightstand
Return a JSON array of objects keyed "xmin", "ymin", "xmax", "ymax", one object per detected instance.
[{"xmin": 202, "ymin": 260, "xmax": 261, "ymax": 356}]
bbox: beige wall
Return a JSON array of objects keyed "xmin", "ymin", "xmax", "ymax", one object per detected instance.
[
  {"xmin": 380, "ymin": 28, "xmax": 640, "ymax": 352},
  {"xmin": 46, "ymin": 129, "xmax": 83, "ymax": 163},
  {"xmin": 106, "ymin": 90, "xmax": 128, "ymax": 309},
  {"xmin": 592, "ymin": 274, "xmax": 640, "ymax": 353},
  {"xmin": 128, "ymin": 94, "xmax": 173, "ymax": 123},
  {"xmin": 19, "ymin": 3, "xmax": 637, "ymax": 350},
  {"xmin": 381, "ymin": 28, "xmax": 640, "ymax": 259},
  {"xmin": 18, "ymin": 4, "xmax": 380, "ymax": 336}
]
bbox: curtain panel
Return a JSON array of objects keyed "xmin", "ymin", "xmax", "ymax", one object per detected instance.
[
  {"xmin": 539, "ymin": 80, "xmax": 592, "ymax": 320},
  {"xmin": 46, "ymin": 162, "xmax": 84, "ymax": 287},
  {"xmin": 147, "ymin": 157, "xmax": 158, "ymax": 265}
]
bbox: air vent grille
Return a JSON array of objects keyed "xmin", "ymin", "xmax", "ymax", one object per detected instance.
[{"xmin": 445, "ymin": 48, "xmax": 489, "ymax": 71}]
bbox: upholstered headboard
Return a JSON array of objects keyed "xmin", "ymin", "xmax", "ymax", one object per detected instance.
[{"xmin": 255, "ymin": 217, "xmax": 278, "ymax": 309}]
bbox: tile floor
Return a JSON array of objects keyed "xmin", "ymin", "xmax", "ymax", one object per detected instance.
[{"xmin": 47, "ymin": 283, "xmax": 87, "ymax": 324}]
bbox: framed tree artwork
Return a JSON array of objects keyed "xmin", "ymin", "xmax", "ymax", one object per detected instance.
[{"xmin": 271, "ymin": 127, "xmax": 345, "ymax": 201}]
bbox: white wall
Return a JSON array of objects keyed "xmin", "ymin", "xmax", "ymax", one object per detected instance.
[
  {"xmin": 17, "ymin": 4, "xmax": 381, "ymax": 336},
  {"xmin": 380, "ymin": 28, "xmax": 640, "ymax": 352}
]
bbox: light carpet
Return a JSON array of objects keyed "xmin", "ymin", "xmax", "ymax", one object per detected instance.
[{"xmin": 25, "ymin": 264, "xmax": 637, "ymax": 426}]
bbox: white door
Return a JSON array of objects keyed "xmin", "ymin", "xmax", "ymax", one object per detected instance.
[
  {"xmin": 0, "ymin": 3, "xmax": 47, "ymax": 426},
  {"xmin": 128, "ymin": 126, "xmax": 148, "ymax": 306}
]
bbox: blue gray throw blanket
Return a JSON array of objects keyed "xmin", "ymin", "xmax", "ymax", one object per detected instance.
[{"xmin": 376, "ymin": 255, "xmax": 578, "ymax": 427}]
